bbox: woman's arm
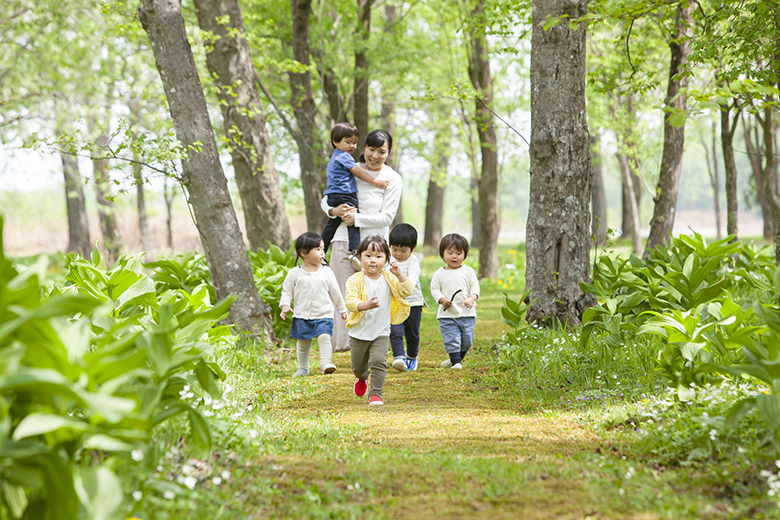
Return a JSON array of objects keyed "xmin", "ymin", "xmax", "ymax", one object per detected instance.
[
  {"xmin": 320, "ymin": 197, "xmax": 355, "ymax": 219},
  {"xmin": 353, "ymin": 172, "xmax": 402, "ymax": 229}
]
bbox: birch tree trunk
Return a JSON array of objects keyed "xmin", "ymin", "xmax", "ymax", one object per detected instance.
[
  {"xmin": 194, "ymin": 0, "xmax": 291, "ymax": 251},
  {"xmin": 92, "ymin": 126, "xmax": 121, "ymax": 264},
  {"xmin": 644, "ymin": 3, "xmax": 695, "ymax": 257},
  {"xmin": 590, "ymin": 132, "xmax": 607, "ymax": 243},
  {"xmin": 526, "ymin": 0, "xmax": 595, "ymax": 326},
  {"xmin": 721, "ymin": 102, "xmax": 739, "ymax": 238},
  {"xmin": 467, "ymin": 0, "xmax": 499, "ymax": 279},
  {"xmin": 289, "ymin": 0, "xmax": 327, "ymax": 232},
  {"xmin": 138, "ymin": 0, "xmax": 271, "ymax": 337}
]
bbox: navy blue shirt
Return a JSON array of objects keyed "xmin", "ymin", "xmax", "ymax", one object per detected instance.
[{"xmin": 324, "ymin": 149, "xmax": 358, "ymax": 195}]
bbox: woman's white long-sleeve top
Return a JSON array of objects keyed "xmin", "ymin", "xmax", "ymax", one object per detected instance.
[
  {"xmin": 320, "ymin": 163, "xmax": 402, "ymax": 242},
  {"xmin": 280, "ymin": 265, "xmax": 347, "ymax": 319}
]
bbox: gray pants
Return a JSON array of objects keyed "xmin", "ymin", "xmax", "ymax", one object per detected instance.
[
  {"xmin": 350, "ymin": 336, "xmax": 389, "ymax": 399},
  {"xmin": 331, "ymin": 241, "xmax": 358, "ymax": 352}
]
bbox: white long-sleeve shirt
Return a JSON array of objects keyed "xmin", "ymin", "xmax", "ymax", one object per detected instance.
[
  {"xmin": 393, "ymin": 254, "xmax": 425, "ymax": 307},
  {"xmin": 280, "ymin": 265, "xmax": 347, "ymax": 319},
  {"xmin": 320, "ymin": 163, "xmax": 402, "ymax": 242},
  {"xmin": 429, "ymin": 265, "xmax": 480, "ymax": 319}
]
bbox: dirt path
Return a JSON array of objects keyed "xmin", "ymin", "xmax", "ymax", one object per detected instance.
[{"xmin": 242, "ymin": 335, "xmax": 667, "ymax": 520}]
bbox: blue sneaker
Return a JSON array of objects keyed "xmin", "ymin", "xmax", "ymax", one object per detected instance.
[{"xmin": 405, "ymin": 357, "xmax": 418, "ymax": 371}]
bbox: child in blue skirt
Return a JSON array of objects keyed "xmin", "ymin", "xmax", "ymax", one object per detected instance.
[{"xmin": 280, "ymin": 232, "xmax": 348, "ymax": 377}]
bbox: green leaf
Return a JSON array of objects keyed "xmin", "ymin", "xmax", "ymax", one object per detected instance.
[
  {"xmin": 756, "ymin": 394, "xmax": 780, "ymax": 429},
  {"xmin": 73, "ymin": 467, "xmax": 122, "ymax": 520},
  {"xmin": 724, "ymin": 397, "xmax": 756, "ymax": 431},
  {"xmin": 677, "ymin": 384, "xmax": 694, "ymax": 402},
  {"xmin": 12, "ymin": 413, "xmax": 89, "ymax": 440}
]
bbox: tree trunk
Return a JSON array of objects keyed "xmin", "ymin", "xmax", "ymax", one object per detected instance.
[
  {"xmin": 138, "ymin": 0, "xmax": 272, "ymax": 338},
  {"xmin": 616, "ymin": 95, "xmax": 642, "ymax": 241},
  {"xmin": 706, "ymin": 117, "xmax": 723, "ymax": 240},
  {"xmin": 289, "ymin": 0, "xmax": 328, "ymax": 232},
  {"xmin": 424, "ymin": 121, "xmax": 448, "ymax": 249},
  {"xmin": 128, "ymin": 99, "xmax": 152, "ymax": 255},
  {"xmin": 526, "ymin": 0, "xmax": 595, "ymax": 327},
  {"xmin": 759, "ymin": 103, "xmax": 780, "ymax": 262},
  {"xmin": 467, "ymin": 0, "xmax": 499, "ymax": 279},
  {"xmin": 590, "ymin": 132, "xmax": 607, "ymax": 243},
  {"xmin": 92, "ymin": 126, "xmax": 121, "ymax": 264},
  {"xmin": 354, "ymin": 0, "xmax": 373, "ymax": 144},
  {"xmin": 194, "ymin": 0, "xmax": 291, "ymax": 251},
  {"xmin": 722, "ymin": 102, "xmax": 739, "ymax": 238},
  {"xmin": 383, "ymin": 3, "xmax": 403, "ymax": 230},
  {"xmin": 61, "ymin": 149, "xmax": 92, "ymax": 258},
  {"xmin": 643, "ymin": 3, "xmax": 695, "ymax": 257},
  {"xmin": 618, "ymin": 149, "xmax": 642, "ymax": 255},
  {"xmin": 743, "ymin": 113, "xmax": 773, "ymax": 239},
  {"xmin": 163, "ymin": 177, "xmax": 174, "ymax": 249}
]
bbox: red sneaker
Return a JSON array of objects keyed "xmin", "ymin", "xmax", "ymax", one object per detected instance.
[
  {"xmin": 368, "ymin": 395, "xmax": 384, "ymax": 406},
  {"xmin": 354, "ymin": 378, "xmax": 367, "ymax": 396}
]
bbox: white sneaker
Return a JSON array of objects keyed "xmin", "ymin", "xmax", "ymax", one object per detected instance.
[
  {"xmin": 322, "ymin": 364, "xmax": 336, "ymax": 374},
  {"xmin": 440, "ymin": 359, "xmax": 452, "ymax": 368},
  {"xmin": 292, "ymin": 368, "xmax": 308, "ymax": 377},
  {"xmin": 392, "ymin": 357, "xmax": 407, "ymax": 372},
  {"xmin": 451, "ymin": 363, "xmax": 463, "ymax": 370}
]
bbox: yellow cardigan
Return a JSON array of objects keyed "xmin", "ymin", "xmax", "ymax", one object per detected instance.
[{"xmin": 345, "ymin": 271, "xmax": 413, "ymax": 328}]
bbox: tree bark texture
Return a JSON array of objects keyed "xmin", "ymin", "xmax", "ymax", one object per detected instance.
[
  {"xmin": 424, "ymin": 130, "xmax": 448, "ymax": 249},
  {"xmin": 382, "ymin": 3, "xmax": 403, "ymax": 229},
  {"xmin": 61, "ymin": 150, "xmax": 92, "ymax": 258},
  {"xmin": 467, "ymin": 0, "xmax": 499, "ymax": 279},
  {"xmin": 614, "ymin": 95, "xmax": 642, "ymax": 241},
  {"xmin": 590, "ymin": 132, "xmax": 607, "ymax": 243},
  {"xmin": 758, "ymin": 104, "xmax": 780, "ymax": 262},
  {"xmin": 743, "ymin": 113, "xmax": 773, "ymax": 239},
  {"xmin": 129, "ymin": 99, "xmax": 152, "ymax": 254},
  {"xmin": 526, "ymin": 0, "xmax": 595, "ymax": 326},
  {"xmin": 194, "ymin": 0, "xmax": 291, "ymax": 251},
  {"xmin": 290, "ymin": 0, "xmax": 328, "ymax": 232},
  {"xmin": 163, "ymin": 178, "xmax": 174, "ymax": 249},
  {"xmin": 618, "ymin": 151, "xmax": 642, "ymax": 255},
  {"xmin": 722, "ymin": 102, "xmax": 739, "ymax": 238},
  {"xmin": 708, "ymin": 118, "xmax": 722, "ymax": 240},
  {"xmin": 643, "ymin": 3, "xmax": 694, "ymax": 257},
  {"xmin": 92, "ymin": 128, "xmax": 121, "ymax": 264},
  {"xmin": 138, "ymin": 0, "xmax": 271, "ymax": 337},
  {"xmin": 354, "ymin": 0, "xmax": 373, "ymax": 145}
]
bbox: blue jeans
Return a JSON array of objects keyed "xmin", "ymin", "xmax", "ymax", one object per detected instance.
[
  {"xmin": 439, "ymin": 317, "xmax": 476, "ymax": 364},
  {"xmin": 390, "ymin": 306, "xmax": 423, "ymax": 359}
]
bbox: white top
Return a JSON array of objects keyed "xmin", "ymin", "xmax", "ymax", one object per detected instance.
[
  {"xmin": 393, "ymin": 254, "xmax": 425, "ymax": 307},
  {"xmin": 280, "ymin": 265, "xmax": 347, "ymax": 320},
  {"xmin": 320, "ymin": 163, "xmax": 402, "ymax": 242},
  {"xmin": 429, "ymin": 265, "xmax": 481, "ymax": 319},
  {"xmin": 349, "ymin": 275, "xmax": 391, "ymax": 341}
]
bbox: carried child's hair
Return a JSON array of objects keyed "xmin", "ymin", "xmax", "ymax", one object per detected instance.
[
  {"xmin": 356, "ymin": 235, "xmax": 391, "ymax": 260},
  {"xmin": 331, "ymin": 122, "xmax": 359, "ymax": 147},
  {"xmin": 389, "ymin": 223, "xmax": 418, "ymax": 250},
  {"xmin": 294, "ymin": 231, "xmax": 323, "ymax": 265},
  {"xmin": 439, "ymin": 233, "xmax": 470, "ymax": 259}
]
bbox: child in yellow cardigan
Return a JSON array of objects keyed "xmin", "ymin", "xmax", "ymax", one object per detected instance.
[{"xmin": 345, "ymin": 235, "xmax": 413, "ymax": 406}]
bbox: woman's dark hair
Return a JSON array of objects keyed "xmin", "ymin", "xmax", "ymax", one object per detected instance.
[
  {"xmin": 389, "ymin": 223, "xmax": 418, "ymax": 250},
  {"xmin": 358, "ymin": 129, "xmax": 393, "ymax": 163},
  {"xmin": 330, "ymin": 122, "xmax": 359, "ymax": 148},
  {"xmin": 439, "ymin": 233, "xmax": 470, "ymax": 259},
  {"xmin": 356, "ymin": 235, "xmax": 390, "ymax": 260},
  {"xmin": 294, "ymin": 231, "xmax": 323, "ymax": 265}
]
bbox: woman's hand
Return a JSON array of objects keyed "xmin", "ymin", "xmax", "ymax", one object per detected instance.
[
  {"xmin": 329, "ymin": 203, "xmax": 356, "ymax": 218},
  {"xmin": 342, "ymin": 211, "xmax": 356, "ymax": 226}
]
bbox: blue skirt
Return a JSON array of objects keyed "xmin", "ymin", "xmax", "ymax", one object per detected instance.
[{"xmin": 290, "ymin": 318, "xmax": 334, "ymax": 340}]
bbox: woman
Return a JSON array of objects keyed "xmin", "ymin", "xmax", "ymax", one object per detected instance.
[{"xmin": 321, "ymin": 129, "xmax": 402, "ymax": 352}]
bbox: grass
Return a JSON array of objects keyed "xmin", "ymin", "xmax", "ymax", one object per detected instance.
[{"xmin": 131, "ymin": 246, "xmax": 780, "ymax": 519}]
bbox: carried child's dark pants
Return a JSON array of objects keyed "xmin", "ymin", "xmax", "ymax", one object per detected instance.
[
  {"xmin": 322, "ymin": 192, "xmax": 360, "ymax": 252},
  {"xmin": 390, "ymin": 306, "xmax": 423, "ymax": 359}
]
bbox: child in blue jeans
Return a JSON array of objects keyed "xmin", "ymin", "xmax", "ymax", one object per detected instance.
[
  {"xmin": 388, "ymin": 224, "xmax": 425, "ymax": 372},
  {"xmin": 429, "ymin": 233, "xmax": 480, "ymax": 369}
]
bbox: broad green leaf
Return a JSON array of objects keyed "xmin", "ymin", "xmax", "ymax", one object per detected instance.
[
  {"xmin": 756, "ymin": 394, "xmax": 780, "ymax": 429},
  {"xmin": 12, "ymin": 413, "xmax": 89, "ymax": 440},
  {"xmin": 73, "ymin": 467, "xmax": 122, "ymax": 520}
]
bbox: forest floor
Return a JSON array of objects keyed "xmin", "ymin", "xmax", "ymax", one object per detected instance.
[{"xmin": 202, "ymin": 274, "xmax": 768, "ymax": 520}]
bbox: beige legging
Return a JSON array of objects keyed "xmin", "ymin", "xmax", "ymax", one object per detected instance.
[{"xmin": 297, "ymin": 334, "xmax": 333, "ymax": 372}]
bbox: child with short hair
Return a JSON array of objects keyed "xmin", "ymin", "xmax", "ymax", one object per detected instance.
[
  {"xmin": 345, "ymin": 235, "xmax": 413, "ymax": 405},
  {"xmin": 321, "ymin": 123, "xmax": 390, "ymax": 264},
  {"xmin": 280, "ymin": 232, "xmax": 348, "ymax": 377},
  {"xmin": 429, "ymin": 233, "xmax": 480, "ymax": 370},
  {"xmin": 388, "ymin": 223, "xmax": 425, "ymax": 372}
]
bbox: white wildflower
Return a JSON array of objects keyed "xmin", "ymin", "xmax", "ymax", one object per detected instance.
[
  {"xmin": 183, "ymin": 476, "xmax": 197, "ymax": 490},
  {"xmin": 131, "ymin": 450, "xmax": 144, "ymax": 462},
  {"xmin": 132, "ymin": 491, "xmax": 143, "ymax": 501}
]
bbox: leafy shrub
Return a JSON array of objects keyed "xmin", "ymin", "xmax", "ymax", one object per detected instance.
[
  {"xmin": 0, "ymin": 219, "xmax": 233, "ymax": 520},
  {"xmin": 248, "ymin": 244, "xmax": 296, "ymax": 340}
]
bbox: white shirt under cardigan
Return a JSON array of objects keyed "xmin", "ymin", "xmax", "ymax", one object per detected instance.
[
  {"xmin": 348, "ymin": 275, "xmax": 392, "ymax": 341},
  {"xmin": 429, "ymin": 265, "xmax": 481, "ymax": 320},
  {"xmin": 393, "ymin": 254, "xmax": 425, "ymax": 307},
  {"xmin": 280, "ymin": 265, "xmax": 347, "ymax": 320},
  {"xmin": 320, "ymin": 163, "xmax": 403, "ymax": 242}
]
